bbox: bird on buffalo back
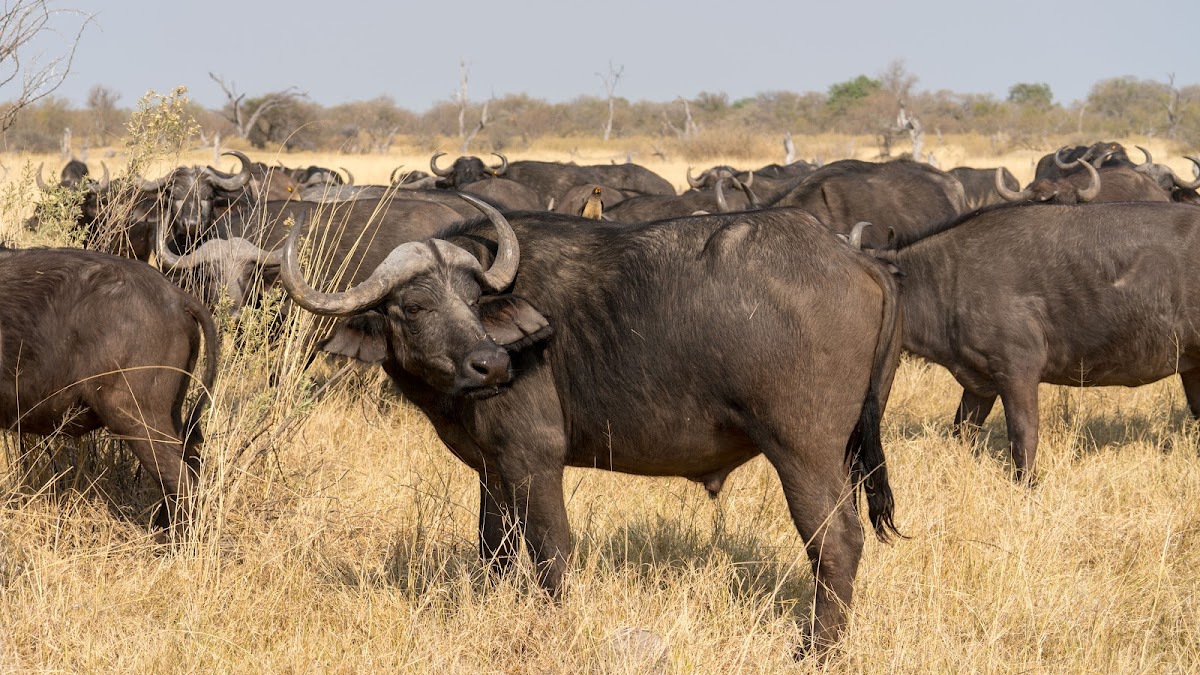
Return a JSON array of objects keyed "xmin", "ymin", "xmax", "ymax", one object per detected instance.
[{"xmin": 581, "ymin": 187, "xmax": 604, "ymax": 220}]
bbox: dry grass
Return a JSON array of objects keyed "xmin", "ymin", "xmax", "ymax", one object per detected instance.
[{"xmin": 0, "ymin": 137, "xmax": 1198, "ymax": 673}]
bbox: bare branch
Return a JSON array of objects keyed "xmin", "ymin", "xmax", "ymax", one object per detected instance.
[{"xmin": 0, "ymin": 2, "xmax": 93, "ymax": 132}]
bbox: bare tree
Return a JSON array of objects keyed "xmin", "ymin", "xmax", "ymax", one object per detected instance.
[
  {"xmin": 0, "ymin": 1, "xmax": 91, "ymax": 132},
  {"xmin": 597, "ymin": 61, "xmax": 624, "ymax": 142},
  {"xmin": 209, "ymin": 72, "xmax": 304, "ymax": 140},
  {"xmin": 896, "ymin": 102, "xmax": 924, "ymax": 162},
  {"xmin": 783, "ymin": 132, "xmax": 796, "ymax": 164},
  {"xmin": 1164, "ymin": 73, "xmax": 1186, "ymax": 139},
  {"xmin": 455, "ymin": 59, "xmax": 490, "ymax": 153},
  {"xmin": 85, "ymin": 84, "xmax": 120, "ymax": 145}
]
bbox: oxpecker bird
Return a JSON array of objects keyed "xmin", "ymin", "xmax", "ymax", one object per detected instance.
[{"xmin": 580, "ymin": 186, "xmax": 604, "ymax": 220}]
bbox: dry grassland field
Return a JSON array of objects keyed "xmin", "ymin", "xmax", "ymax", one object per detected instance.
[{"xmin": 0, "ymin": 134, "xmax": 1197, "ymax": 673}]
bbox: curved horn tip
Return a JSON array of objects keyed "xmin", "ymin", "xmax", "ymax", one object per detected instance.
[
  {"xmin": 457, "ymin": 192, "xmax": 520, "ymax": 292},
  {"xmin": 490, "ymin": 152, "xmax": 508, "ymax": 175},
  {"xmin": 995, "ymin": 168, "xmax": 1030, "ymax": 202},
  {"xmin": 1136, "ymin": 145, "xmax": 1153, "ymax": 165},
  {"xmin": 430, "ymin": 152, "xmax": 452, "ymax": 177},
  {"xmin": 848, "ymin": 221, "xmax": 872, "ymax": 250},
  {"xmin": 1075, "ymin": 160, "xmax": 1102, "ymax": 202}
]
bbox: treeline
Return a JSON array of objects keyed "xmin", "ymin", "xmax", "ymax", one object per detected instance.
[{"xmin": 4, "ymin": 66, "xmax": 1198, "ymax": 158}]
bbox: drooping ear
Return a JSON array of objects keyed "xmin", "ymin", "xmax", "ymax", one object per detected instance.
[
  {"xmin": 480, "ymin": 295, "xmax": 553, "ymax": 351},
  {"xmin": 319, "ymin": 311, "xmax": 389, "ymax": 364}
]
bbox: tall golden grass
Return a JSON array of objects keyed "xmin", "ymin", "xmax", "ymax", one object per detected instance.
[{"xmin": 0, "ymin": 133, "xmax": 1197, "ymax": 673}]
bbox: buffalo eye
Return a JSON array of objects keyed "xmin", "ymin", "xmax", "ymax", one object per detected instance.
[{"xmin": 403, "ymin": 303, "xmax": 424, "ymax": 318}]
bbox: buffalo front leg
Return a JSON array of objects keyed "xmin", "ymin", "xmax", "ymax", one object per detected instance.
[
  {"xmin": 500, "ymin": 465, "xmax": 571, "ymax": 597},
  {"xmin": 995, "ymin": 373, "xmax": 1041, "ymax": 483},
  {"xmin": 953, "ymin": 389, "xmax": 997, "ymax": 444},
  {"xmin": 478, "ymin": 472, "xmax": 519, "ymax": 576}
]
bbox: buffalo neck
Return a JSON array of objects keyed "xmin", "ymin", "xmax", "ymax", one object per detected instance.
[{"xmin": 886, "ymin": 247, "xmax": 954, "ymax": 364}]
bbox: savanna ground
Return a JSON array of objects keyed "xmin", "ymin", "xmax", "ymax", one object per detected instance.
[{"xmin": 0, "ymin": 131, "xmax": 1198, "ymax": 673}]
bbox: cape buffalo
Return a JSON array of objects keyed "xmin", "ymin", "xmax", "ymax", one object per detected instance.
[
  {"xmin": 876, "ymin": 201, "xmax": 1200, "ymax": 481},
  {"xmin": 279, "ymin": 201, "xmax": 902, "ymax": 653},
  {"xmin": 604, "ymin": 176, "xmax": 759, "ymax": 222},
  {"xmin": 1034, "ymin": 141, "xmax": 1131, "ymax": 180},
  {"xmin": 997, "ymin": 156, "xmax": 1171, "ymax": 205},
  {"xmin": 0, "ymin": 246, "xmax": 218, "ymax": 532},
  {"xmin": 158, "ymin": 197, "xmax": 463, "ymax": 317},
  {"xmin": 774, "ymin": 159, "xmax": 966, "ymax": 248},
  {"xmin": 950, "ymin": 166, "xmax": 1019, "ymax": 209},
  {"xmin": 503, "ymin": 160, "xmax": 675, "ymax": 207},
  {"xmin": 430, "ymin": 152, "xmax": 508, "ymax": 189}
]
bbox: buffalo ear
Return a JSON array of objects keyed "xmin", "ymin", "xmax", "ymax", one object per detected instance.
[
  {"xmin": 480, "ymin": 295, "xmax": 553, "ymax": 351},
  {"xmin": 319, "ymin": 311, "xmax": 388, "ymax": 364}
]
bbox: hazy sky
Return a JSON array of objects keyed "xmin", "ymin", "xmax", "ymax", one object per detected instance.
[{"xmin": 34, "ymin": 0, "xmax": 1200, "ymax": 111}]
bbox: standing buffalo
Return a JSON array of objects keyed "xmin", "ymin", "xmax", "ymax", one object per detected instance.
[
  {"xmin": 774, "ymin": 159, "xmax": 966, "ymax": 248},
  {"xmin": 279, "ymin": 203, "xmax": 901, "ymax": 653},
  {"xmin": 0, "ymin": 246, "xmax": 218, "ymax": 532},
  {"xmin": 875, "ymin": 201, "xmax": 1200, "ymax": 481}
]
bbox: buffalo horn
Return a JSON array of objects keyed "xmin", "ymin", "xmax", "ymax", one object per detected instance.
[
  {"xmin": 339, "ymin": 167, "xmax": 355, "ymax": 185},
  {"xmin": 1053, "ymin": 146, "xmax": 1078, "ymax": 171},
  {"xmin": 35, "ymin": 163, "xmax": 48, "ymax": 190},
  {"xmin": 686, "ymin": 167, "xmax": 705, "ymax": 189},
  {"xmin": 714, "ymin": 177, "xmax": 730, "ymax": 212},
  {"xmin": 848, "ymin": 222, "xmax": 872, "ymax": 250},
  {"xmin": 95, "ymin": 161, "xmax": 110, "ymax": 191},
  {"xmin": 1173, "ymin": 157, "xmax": 1200, "ymax": 190},
  {"xmin": 430, "ymin": 152, "xmax": 452, "ymax": 177},
  {"xmin": 206, "ymin": 150, "xmax": 253, "ymax": 191},
  {"xmin": 1075, "ymin": 160, "xmax": 1102, "ymax": 202},
  {"xmin": 458, "ymin": 193, "xmax": 520, "ymax": 292},
  {"xmin": 735, "ymin": 173, "xmax": 761, "ymax": 208},
  {"xmin": 995, "ymin": 168, "xmax": 1031, "ymax": 202},
  {"xmin": 389, "ymin": 165, "xmax": 404, "ymax": 184},
  {"xmin": 1137, "ymin": 145, "xmax": 1154, "ymax": 165},
  {"xmin": 490, "ymin": 153, "xmax": 508, "ymax": 176}
]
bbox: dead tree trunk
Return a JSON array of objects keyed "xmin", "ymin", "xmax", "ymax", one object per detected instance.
[{"xmin": 598, "ymin": 61, "xmax": 624, "ymax": 142}]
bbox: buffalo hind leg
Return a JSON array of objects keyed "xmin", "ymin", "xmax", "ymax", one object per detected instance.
[
  {"xmin": 762, "ymin": 443, "xmax": 864, "ymax": 656},
  {"xmin": 995, "ymin": 372, "xmax": 1041, "ymax": 483},
  {"xmin": 498, "ymin": 464, "xmax": 570, "ymax": 597},
  {"xmin": 953, "ymin": 389, "xmax": 997, "ymax": 444},
  {"xmin": 98, "ymin": 394, "xmax": 197, "ymax": 534},
  {"xmin": 1180, "ymin": 370, "xmax": 1200, "ymax": 419},
  {"xmin": 478, "ymin": 472, "xmax": 520, "ymax": 576}
]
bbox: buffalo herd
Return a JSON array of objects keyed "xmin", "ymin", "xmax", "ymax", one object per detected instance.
[{"xmin": 7, "ymin": 138, "xmax": 1200, "ymax": 654}]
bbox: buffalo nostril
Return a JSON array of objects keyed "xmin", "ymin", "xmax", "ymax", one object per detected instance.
[{"xmin": 467, "ymin": 350, "xmax": 511, "ymax": 383}]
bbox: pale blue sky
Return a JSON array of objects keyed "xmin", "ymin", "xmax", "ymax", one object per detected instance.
[{"xmin": 36, "ymin": 0, "xmax": 1200, "ymax": 110}]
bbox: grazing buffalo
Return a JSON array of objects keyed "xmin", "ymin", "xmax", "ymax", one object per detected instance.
[
  {"xmin": 0, "ymin": 246, "xmax": 218, "ymax": 532},
  {"xmin": 950, "ymin": 166, "xmax": 1019, "ymax": 209},
  {"xmin": 459, "ymin": 178, "xmax": 544, "ymax": 211},
  {"xmin": 280, "ymin": 202, "xmax": 902, "ymax": 653},
  {"xmin": 875, "ymin": 201, "xmax": 1200, "ymax": 481},
  {"xmin": 774, "ymin": 159, "xmax": 966, "ymax": 248},
  {"xmin": 503, "ymin": 160, "xmax": 675, "ymax": 207}
]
